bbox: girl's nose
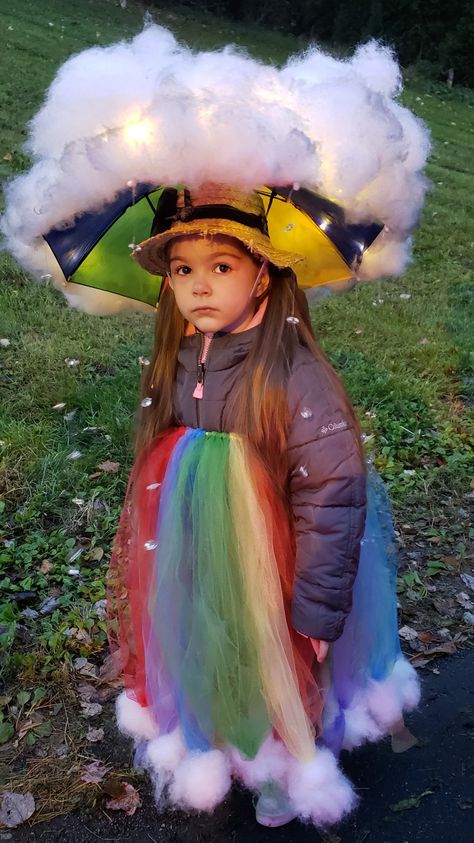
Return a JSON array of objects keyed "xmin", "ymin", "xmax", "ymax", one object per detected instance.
[{"xmin": 192, "ymin": 272, "xmax": 212, "ymax": 296}]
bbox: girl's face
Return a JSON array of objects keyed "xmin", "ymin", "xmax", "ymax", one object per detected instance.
[{"xmin": 167, "ymin": 235, "xmax": 269, "ymax": 334}]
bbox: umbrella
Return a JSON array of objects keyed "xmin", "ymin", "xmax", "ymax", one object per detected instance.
[{"xmin": 44, "ymin": 184, "xmax": 383, "ymax": 308}]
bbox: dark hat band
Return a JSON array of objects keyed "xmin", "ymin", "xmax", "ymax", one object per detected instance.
[{"xmin": 150, "ymin": 187, "xmax": 269, "ymax": 238}]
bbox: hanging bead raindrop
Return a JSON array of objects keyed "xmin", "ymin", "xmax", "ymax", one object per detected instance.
[
  {"xmin": 144, "ymin": 539, "xmax": 158, "ymax": 551},
  {"xmin": 300, "ymin": 407, "xmax": 313, "ymax": 420},
  {"xmin": 286, "ymin": 316, "xmax": 300, "ymax": 325},
  {"xmin": 141, "ymin": 397, "xmax": 153, "ymax": 408}
]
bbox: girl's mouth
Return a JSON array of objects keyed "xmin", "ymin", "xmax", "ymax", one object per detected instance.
[{"xmin": 192, "ymin": 307, "xmax": 218, "ymax": 314}]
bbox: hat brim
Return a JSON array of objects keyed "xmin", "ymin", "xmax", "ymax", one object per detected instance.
[{"xmin": 133, "ymin": 218, "xmax": 304, "ymax": 276}]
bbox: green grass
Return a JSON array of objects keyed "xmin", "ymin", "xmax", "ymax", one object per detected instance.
[{"xmin": 0, "ymin": 0, "xmax": 473, "ymax": 681}]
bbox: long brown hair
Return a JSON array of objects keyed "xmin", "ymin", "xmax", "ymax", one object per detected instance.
[{"xmin": 136, "ymin": 266, "xmax": 361, "ymax": 497}]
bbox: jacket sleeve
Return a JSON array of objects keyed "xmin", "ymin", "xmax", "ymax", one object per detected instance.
[{"xmin": 287, "ymin": 356, "xmax": 367, "ymax": 642}]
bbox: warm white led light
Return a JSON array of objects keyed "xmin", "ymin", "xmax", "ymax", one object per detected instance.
[{"xmin": 123, "ymin": 119, "xmax": 153, "ymax": 146}]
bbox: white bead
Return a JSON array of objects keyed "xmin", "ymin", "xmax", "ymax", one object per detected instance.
[
  {"xmin": 144, "ymin": 540, "xmax": 158, "ymax": 551},
  {"xmin": 286, "ymin": 316, "xmax": 299, "ymax": 325},
  {"xmin": 298, "ymin": 465, "xmax": 309, "ymax": 478},
  {"xmin": 300, "ymin": 407, "xmax": 313, "ymax": 419},
  {"xmin": 141, "ymin": 397, "xmax": 153, "ymax": 408},
  {"xmin": 146, "ymin": 482, "xmax": 161, "ymax": 491}
]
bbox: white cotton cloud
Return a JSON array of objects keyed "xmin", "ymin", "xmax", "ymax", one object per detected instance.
[
  {"xmin": 116, "ymin": 690, "xmax": 159, "ymax": 741},
  {"xmin": 1, "ymin": 25, "xmax": 430, "ymax": 314},
  {"xmin": 169, "ymin": 749, "xmax": 232, "ymax": 811}
]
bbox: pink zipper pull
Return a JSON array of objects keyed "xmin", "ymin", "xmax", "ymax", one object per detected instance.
[
  {"xmin": 193, "ymin": 377, "xmax": 204, "ymax": 400},
  {"xmin": 193, "ymin": 333, "xmax": 213, "ymax": 400}
]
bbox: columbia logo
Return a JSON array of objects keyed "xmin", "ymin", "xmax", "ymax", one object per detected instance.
[{"xmin": 320, "ymin": 420, "xmax": 347, "ymax": 435}]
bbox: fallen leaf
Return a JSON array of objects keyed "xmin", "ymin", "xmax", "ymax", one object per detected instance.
[
  {"xmin": 73, "ymin": 658, "xmax": 98, "ymax": 678},
  {"xmin": 77, "ymin": 682, "xmax": 98, "ymax": 702},
  {"xmin": 0, "ymin": 721, "xmax": 14, "ymax": 744},
  {"xmin": 39, "ymin": 560, "xmax": 54, "ymax": 574},
  {"xmin": 417, "ymin": 631, "xmax": 436, "ymax": 644},
  {"xmin": 88, "ymin": 547, "xmax": 104, "ymax": 562},
  {"xmin": 98, "ymin": 460, "xmax": 120, "ymax": 473},
  {"xmin": 39, "ymin": 596, "xmax": 60, "ymax": 615},
  {"xmin": 461, "ymin": 573, "xmax": 474, "ymax": 591},
  {"xmin": 80, "ymin": 701, "xmax": 103, "ymax": 718},
  {"xmin": 399, "ymin": 625, "xmax": 418, "ymax": 641},
  {"xmin": 86, "ymin": 727, "xmax": 104, "ymax": 743},
  {"xmin": 411, "ymin": 641, "xmax": 457, "ymax": 666},
  {"xmin": 391, "ymin": 789, "xmax": 433, "ymax": 812},
  {"xmin": 105, "ymin": 782, "xmax": 141, "ymax": 816},
  {"xmin": 441, "ymin": 556, "xmax": 462, "ymax": 572},
  {"xmin": 456, "ymin": 592, "xmax": 474, "ymax": 611},
  {"xmin": 89, "ymin": 472, "xmax": 102, "ymax": 479},
  {"xmin": 0, "ymin": 792, "xmax": 35, "ymax": 827},
  {"xmin": 80, "ymin": 760, "xmax": 110, "ymax": 784},
  {"xmin": 2, "ymin": 153, "xmax": 13, "ymax": 162},
  {"xmin": 98, "ymin": 652, "xmax": 121, "ymax": 683},
  {"xmin": 458, "ymin": 798, "xmax": 472, "ymax": 810}
]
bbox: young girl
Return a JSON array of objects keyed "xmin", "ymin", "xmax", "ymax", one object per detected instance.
[{"xmin": 107, "ymin": 183, "xmax": 420, "ymax": 828}]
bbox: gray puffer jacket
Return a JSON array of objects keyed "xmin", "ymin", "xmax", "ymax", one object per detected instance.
[{"xmin": 173, "ymin": 326, "xmax": 367, "ymax": 642}]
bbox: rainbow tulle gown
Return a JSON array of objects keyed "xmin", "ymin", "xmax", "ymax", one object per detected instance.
[{"xmin": 107, "ymin": 427, "xmax": 420, "ymax": 825}]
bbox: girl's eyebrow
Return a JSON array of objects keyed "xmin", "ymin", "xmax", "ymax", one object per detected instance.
[{"xmin": 169, "ymin": 251, "xmax": 243, "ymax": 264}]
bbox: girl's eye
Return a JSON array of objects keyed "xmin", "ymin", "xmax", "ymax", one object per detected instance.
[
  {"xmin": 215, "ymin": 263, "xmax": 231, "ymax": 274},
  {"xmin": 174, "ymin": 265, "xmax": 191, "ymax": 276}
]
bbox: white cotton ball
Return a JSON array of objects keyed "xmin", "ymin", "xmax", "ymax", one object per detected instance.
[
  {"xmin": 367, "ymin": 681, "xmax": 403, "ymax": 730},
  {"xmin": 392, "ymin": 657, "xmax": 421, "ymax": 710},
  {"xmin": 229, "ymin": 733, "xmax": 291, "ymax": 790},
  {"xmin": 358, "ymin": 235, "xmax": 413, "ymax": 280},
  {"xmin": 146, "ymin": 730, "xmax": 186, "ymax": 773},
  {"xmin": 116, "ymin": 691, "xmax": 159, "ymax": 741},
  {"xmin": 351, "ymin": 41, "xmax": 402, "ymax": 97},
  {"xmin": 287, "ymin": 747, "xmax": 357, "ymax": 826},
  {"xmin": 342, "ymin": 700, "xmax": 384, "ymax": 750},
  {"xmin": 367, "ymin": 657, "xmax": 421, "ymax": 729},
  {"xmin": 169, "ymin": 749, "xmax": 232, "ymax": 812},
  {"xmin": 62, "ymin": 285, "xmax": 154, "ymax": 316}
]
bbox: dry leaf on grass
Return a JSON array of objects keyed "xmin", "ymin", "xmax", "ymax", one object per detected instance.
[
  {"xmin": 98, "ymin": 460, "xmax": 120, "ymax": 473},
  {"xmin": 105, "ymin": 782, "xmax": 141, "ymax": 816},
  {"xmin": 399, "ymin": 625, "xmax": 419, "ymax": 641},
  {"xmin": 456, "ymin": 592, "xmax": 474, "ymax": 610},
  {"xmin": 77, "ymin": 682, "xmax": 98, "ymax": 702},
  {"xmin": 0, "ymin": 791, "xmax": 35, "ymax": 828},
  {"xmin": 410, "ymin": 640, "xmax": 457, "ymax": 666},
  {"xmin": 73, "ymin": 658, "xmax": 98, "ymax": 678},
  {"xmin": 80, "ymin": 701, "xmax": 103, "ymax": 718},
  {"xmin": 86, "ymin": 727, "xmax": 104, "ymax": 743},
  {"xmin": 460, "ymin": 573, "xmax": 474, "ymax": 591},
  {"xmin": 80, "ymin": 760, "xmax": 110, "ymax": 784}
]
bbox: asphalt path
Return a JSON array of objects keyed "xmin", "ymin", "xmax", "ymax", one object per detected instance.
[{"xmin": 7, "ymin": 651, "xmax": 473, "ymax": 843}]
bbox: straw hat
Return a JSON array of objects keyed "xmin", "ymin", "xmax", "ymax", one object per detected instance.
[{"xmin": 133, "ymin": 183, "xmax": 303, "ymax": 276}]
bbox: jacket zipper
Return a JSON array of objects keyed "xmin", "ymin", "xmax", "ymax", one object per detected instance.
[{"xmin": 193, "ymin": 333, "xmax": 214, "ymax": 413}]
